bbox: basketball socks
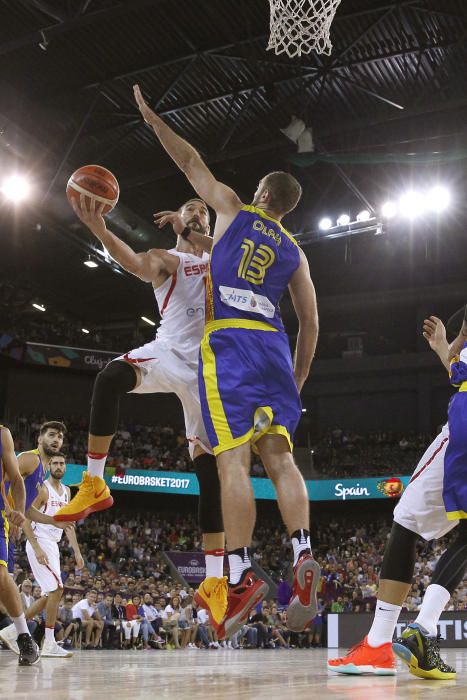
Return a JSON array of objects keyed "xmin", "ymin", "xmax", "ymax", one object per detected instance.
[
  {"xmin": 205, "ymin": 548, "xmax": 225, "ymax": 578},
  {"xmin": 45, "ymin": 626, "xmax": 55, "ymax": 643},
  {"xmin": 12, "ymin": 614, "xmax": 30, "ymax": 637},
  {"xmin": 87, "ymin": 451, "xmax": 107, "ymax": 478},
  {"xmin": 367, "ymin": 600, "xmax": 402, "ymax": 647},
  {"xmin": 291, "ymin": 529, "xmax": 311, "ymax": 566},
  {"xmin": 413, "ymin": 584, "xmax": 451, "ymax": 636},
  {"xmin": 228, "ymin": 547, "xmax": 251, "ymax": 585}
]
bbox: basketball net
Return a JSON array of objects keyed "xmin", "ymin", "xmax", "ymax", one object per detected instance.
[{"xmin": 267, "ymin": 0, "xmax": 342, "ymax": 58}]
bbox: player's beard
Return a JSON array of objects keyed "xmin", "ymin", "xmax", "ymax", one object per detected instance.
[
  {"xmin": 43, "ymin": 444, "xmax": 60, "ymax": 457},
  {"xmin": 50, "ymin": 470, "xmax": 64, "ymax": 481},
  {"xmin": 187, "ymin": 219, "xmax": 207, "ymax": 235}
]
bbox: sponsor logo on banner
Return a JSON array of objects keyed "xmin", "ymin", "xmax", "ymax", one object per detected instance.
[
  {"xmin": 334, "ymin": 483, "xmax": 371, "ymax": 501},
  {"xmin": 166, "ymin": 552, "xmax": 206, "ymax": 583},
  {"xmin": 26, "ymin": 342, "xmax": 119, "ymax": 373},
  {"xmin": 377, "ymin": 476, "xmax": 404, "ymax": 498},
  {"xmin": 219, "ymin": 286, "xmax": 275, "ymax": 318}
]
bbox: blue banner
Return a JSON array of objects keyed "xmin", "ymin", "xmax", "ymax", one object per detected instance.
[{"xmin": 63, "ymin": 465, "xmax": 410, "ymax": 502}]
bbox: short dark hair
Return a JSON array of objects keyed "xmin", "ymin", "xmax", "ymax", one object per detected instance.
[
  {"xmin": 39, "ymin": 421, "xmax": 67, "ymax": 436},
  {"xmin": 49, "ymin": 452, "xmax": 66, "ymax": 462},
  {"xmin": 261, "ymin": 171, "xmax": 302, "ymax": 215},
  {"xmin": 87, "ymin": 589, "xmax": 97, "ymax": 595},
  {"xmin": 180, "ymin": 198, "xmax": 210, "ymax": 221}
]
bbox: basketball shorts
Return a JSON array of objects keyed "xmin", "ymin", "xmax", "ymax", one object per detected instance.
[
  {"xmin": 0, "ymin": 510, "xmax": 9, "ymax": 569},
  {"xmin": 115, "ymin": 339, "xmax": 211, "ymax": 458},
  {"xmin": 443, "ymin": 392, "xmax": 467, "ymax": 520},
  {"xmin": 199, "ymin": 321, "xmax": 302, "ymax": 456},
  {"xmin": 393, "ymin": 424, "xmax": 459, "ymax": 540},
  {"xmin": 25, "ymin": 538, "xmax": 63, "ymax": 594}
]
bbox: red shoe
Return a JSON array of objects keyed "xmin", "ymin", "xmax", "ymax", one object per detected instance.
[
  {"xmin": 216, "ymin": 569, "xmax": 269, "ymax": 640},
  {"xmin": 328, "ymin": 636, "xmax": 397, "ymax": 675},
  {"xmin": 286, "ymin": 553, "xmax": 320, "ymax": 632}
]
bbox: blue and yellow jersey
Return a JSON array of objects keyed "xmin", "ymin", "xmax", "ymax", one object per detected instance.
[
  {"xmin": 0, "ymin": 426, "xmax": 6, "ymax": 511},
  {"xmin": 21, "ymin": 448, "xmax": 45, "ymax": 510},
  {"xmin": 206, "ymin": 205, "xmax": 300, "ymax": 332},
  {"xmin": 449, "ymin": 341, "xmax": 467, "ymax": 391}
]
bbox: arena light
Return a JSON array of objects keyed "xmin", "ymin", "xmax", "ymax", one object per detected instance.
[
  {"xmin": 356, "ymin": 209, "xmax": 370, "ymax": 222},
  {"xmin": 301, "ymin": 408, "xmax": 307, "ymax": 413},
  {"xmin": 399, "ymin": 190, "xmax": 426, "ymax": 219},
  {"xmin": 319, "ymin": 217, "xmax": 332, "ymax": 231},
  {"xmin": 336, "ymin": 214, "xmax": 350, "ymax": 226},
  {"xmin": 141, "ymin": 316, "xmax": 156, "ymax": 326},
  {"xmin": 381, "ymin": 201, "xmax": 397, "ymax": 219},
  {"xmin": 81, "ymin": 328, "xmax": 90, "ymax": 334},
  {"xmin": 32, "ymin": 303, "xmax": 46, "ymax": 312},
  {"xmin": 428, "ymin": 185, "xmax": 450, "ymax": 213},
  {"xmin": 1, "ymin": 175, "xmax": 31, "ymax": 203},
  {"xmin": 84, "ymin": 256, "xmax": 99, "ymax": 268}
]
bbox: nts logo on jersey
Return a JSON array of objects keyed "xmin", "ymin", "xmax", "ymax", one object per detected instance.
[{"xmin": 184, "ymin": 263, "xmax": 208, "ymax": 277}]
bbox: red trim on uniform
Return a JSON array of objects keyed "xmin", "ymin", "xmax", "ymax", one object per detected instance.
[
  {"xmin": 160, "ymin": 272, "xmax": 178, "ymax": 316},
  {"xmin": 88, "ymin": 452, "xmax": 108, "ymax": 460},
  {"xmin": 205, "ymin": 549, "xmax": 225, "ymax": 557},
  {"xmin": 409, "ymin": 437, "xmax": 449, "ymax": 484},
  {"xmin": 122, "ymin": 353, "xmax": 156, "ymax": 364},
  {"xmin": 45, "ymin": 563, "xmax": 63, "ymax": 588}
]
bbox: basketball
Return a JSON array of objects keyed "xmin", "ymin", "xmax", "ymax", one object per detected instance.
[{"xmin": 66, "ymin": 164, "xmax": 119, "ymax": 215}]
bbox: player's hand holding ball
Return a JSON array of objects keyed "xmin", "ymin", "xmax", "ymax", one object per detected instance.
[{"xmin": 72, "ymin": 193, "xmax": 108, "ymax": 240}]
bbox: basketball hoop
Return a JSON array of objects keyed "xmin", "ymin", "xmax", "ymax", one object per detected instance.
[{"xmin": 267, "ymin": 0, "xmax": 342, "ymax": 58}]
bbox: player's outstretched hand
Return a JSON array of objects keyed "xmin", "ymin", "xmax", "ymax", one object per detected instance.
[
  {"xmin": 134, "ymin": 84, "xmax": 156, "ymax": 125},
  {"xmin": 6, "ymin": 509, "xmax": 25, "ymax": 528},
  {"xmin": 71, "ymin": 194, "xmax": 107, "ymax": 239},
  {"xmin": 423, "ymin": 316, "xmax": 447, "ymax": 353},
  {"xmin": 154, "ymin": 210, "xmax": 186, "ymax": 236}
]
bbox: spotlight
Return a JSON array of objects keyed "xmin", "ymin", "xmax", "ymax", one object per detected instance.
[
  {"xmin": 301, "ymin": 408, "xmax": 307, "ymax": 413},
  {"xmin": 337, "ymin": 214, "xmax": 350, "ymax": 226},
  {"xmin": 84, "ymin": 256, "xmax": 99, "ymax": 268},
  {"xmin": 319, "ymin": 217, "xmax": 332, "ymax": 231},
  {"xmin": 428, "ymin": 185, "xmax": 450, "ymax": 213},
  {"xmin": 399, "ymin": 190, "xmax": 425, "ymax": 219},
  {"xmin": 32, "ymin": 303, "xmax": 46, "ymax": 312},
  {"xmin": 81, "ymin": 328, "xmax": 90, "ymax": 334},
  {"xmin": 1, "ymin": 175, "xmax": 31, "ymax": 203},
  {"xmin": 356, "ymin": 210, "xmax": 370, "ymax": 222},
  {"xmin": 141, "ymin": 316, "xmax": 156, "ymax": 326},
  {"xmin": 381, "ymin": 201, "xmax": 397, "ymax": 218}
]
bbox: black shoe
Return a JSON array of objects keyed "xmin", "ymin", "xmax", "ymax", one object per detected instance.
[
  {"xmin": 393, "ymin": 623, "xmax": 456, "ymax": 680},
  {"xmin": 18, "ymin": 633, "xmax": 40, "ymax": 666}
]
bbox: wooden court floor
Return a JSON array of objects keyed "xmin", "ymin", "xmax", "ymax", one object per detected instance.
[{"xmin": 1, "ymin": 648, "xmax": 466, "ymax": 699}]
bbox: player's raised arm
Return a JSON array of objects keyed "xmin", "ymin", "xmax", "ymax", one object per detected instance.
[
  {"xmin": 422, "ymin": 316, "xmax": 450, "ymax": 371},
  {"xmin": 153, "ymin": 210, "xmax": 213, "ymax": 253},
  {"xmin": 134, "ymin": 84, "xmax": 242, "ymax": 217},
  {"xmin": 288, "ymin": 248, "xmax": 319, "ymax": 393},
  {"xmin": 2, "ymin": 428, "xmax": 26, "ymax": 526},
  {"xmin": 447, "ymin": 304, "xmax": 467, "ymax": 363},
  {"xmin": 72, "ymin": 195, "xmax": 178, "ymax": 283}
]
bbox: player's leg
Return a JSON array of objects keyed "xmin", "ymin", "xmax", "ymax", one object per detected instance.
[
  {"xmin": 257, "ymin": 433, "xmax": 320, "ymax": 632},
  {"xmin": 55, "ymin": 358, "xmax": 138, "ymax": 520},
  {"xmin": 393, "ymin": 519, "xmax": 467, "ymax": 680},
  {"xmin": 0, "ymin": 522, "xmax": 40, "ymax": 666}
]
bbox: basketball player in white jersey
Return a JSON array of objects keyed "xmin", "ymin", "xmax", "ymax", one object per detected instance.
[
  {"xmin": 55, "ymin": 196, "xmax": 228, "ymax": 625},
  {"xmin": 22, "ymin": 453, "xmax": 83, "ymax": 657}
]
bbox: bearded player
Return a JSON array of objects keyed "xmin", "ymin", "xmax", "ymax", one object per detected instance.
[
  {"xmin": 133, "ymin": 84, "xmax": 320, "ymax": 638},
  {"xmin": 54, "ymin": 195, "xmax": 227, "ymax": 626},
  {"xmin": 329, "ymin": 307, "xmax": 467, "ymax": 679}
]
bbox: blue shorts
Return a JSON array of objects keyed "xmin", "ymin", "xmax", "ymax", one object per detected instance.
[
  {"xmin": 0, "ymin": 510, "xmax": 9, "ymax": 569},
  {"xmin": 444, "ymin": 391, "xmax": 467, "ymax": 520},
  {"xmin": 199, "ymin": 320, "xmax": 302, "ymax": 456}
]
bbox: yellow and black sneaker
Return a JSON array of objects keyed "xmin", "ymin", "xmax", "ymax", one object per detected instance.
[{"xmin": 393, "ymin": 623, "xmax": 456, "ymax": 680}]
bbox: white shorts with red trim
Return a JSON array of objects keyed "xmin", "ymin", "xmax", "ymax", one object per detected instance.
[
  {"xmin": 393, "ymin": 424, "xmax": 459, "ymax": 540},
  {"xmin": 26, "ymin": 538, "xmax": 62, "ymax": 594},
  {"xmin": 115, "ymin": 339, "xmax": 211, "ymax": 459}
]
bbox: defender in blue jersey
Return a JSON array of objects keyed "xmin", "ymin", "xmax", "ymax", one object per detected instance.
[
  {"xmin": 135, "ymin": 85, "xmax": 320, "ymax": 636},
  {"xmin": 0, "ymin": 426, "xmax": 40, "ymax": 665}
]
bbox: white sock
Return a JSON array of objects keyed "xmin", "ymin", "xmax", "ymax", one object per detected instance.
[
  {"xmin": 413, "ymin": 584, "xmax": 451, "ymax": 636},
  {"xmin": 45, "ymin": 626, "xmax": 55, "ymax": 643},
  {"xmin": 205, "ymin": 548, "xmax": 225, "ymax": 578},
  {"xmin": 87, "ymin": 451, "xmax": 107, "ymax": 478},
  {"xmin": 12, "ymin": 614, "xmax": 29, "ymax": 637},
  {"xmin": 367, "ymin": 600, "xmax": 402, "ymax": 647},
  {"xmin": 291, "ymin": 529, "xmax": 311, "ymax": 566},
  {"xmin": 228, "ymin": 547, "xmax": 251, "ymax": 585}
]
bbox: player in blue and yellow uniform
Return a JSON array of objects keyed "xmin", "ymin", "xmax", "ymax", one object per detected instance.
[
  {"xmin": 135, "ymin": 85, "xmax": 320, "ymax": 637},
  {"xmin": 0, "ymin": 425, "xmax": 40, "ymax": 665}
]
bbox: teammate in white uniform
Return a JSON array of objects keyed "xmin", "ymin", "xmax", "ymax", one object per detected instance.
[
  {"xmin": 55, "ymin": 196, "xmax": 227, "ymax": 623},
  {"xmin": 23, "ymin": 453, "xmax": 84, "ymax": 657}
]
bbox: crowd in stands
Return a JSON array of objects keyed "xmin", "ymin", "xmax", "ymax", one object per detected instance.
[
  {"xmin": 7, "ymin": 414, "xmax": 441, "ymax": 479},
  {"xmin": 3, "ymin": 509, "xmax": 464, "ymax": 653}
]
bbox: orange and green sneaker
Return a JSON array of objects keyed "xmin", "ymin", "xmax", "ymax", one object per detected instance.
[
  {"xmin": 54, "ymin": 472, "xmax": 113, "ymax": 522},
  {"xmin": 194, "ymin": 576, "xmax": 228, "ymax": 626},
  {"xmin": 328, "ymin": 636, "xmax": 397, "ymax": 675}
]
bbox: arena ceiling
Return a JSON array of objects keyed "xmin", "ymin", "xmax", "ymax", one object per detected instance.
[{"xmin": 0, "ymin": 0, "xmax": 466, "ymax": 337}]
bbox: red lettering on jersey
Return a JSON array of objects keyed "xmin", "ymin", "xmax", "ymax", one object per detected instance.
[{"xmin": 184, "ymin": 264, "xmax": 208, "ymax": 277}]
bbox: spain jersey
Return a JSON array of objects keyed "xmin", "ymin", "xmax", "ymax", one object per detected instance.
[{"xmin": 199, "ymin": 205, "xmax": 303, "ymax": 456}]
